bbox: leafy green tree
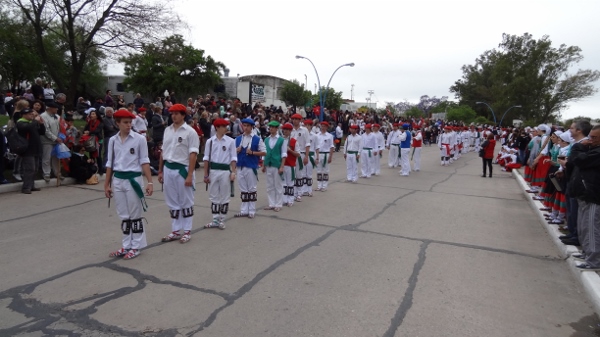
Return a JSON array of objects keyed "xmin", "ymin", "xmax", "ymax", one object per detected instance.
[
  {"xmin": 404, "ymin": 106, "xmax": 424, "ymax": 118},
  {"xmin": 0, "ymin": 11, "xmax": 44, "ymax": 87},
  {"xmin": 451, "ymin": 33, "xmax": 600, "ymax": 124},
  {"xmin": 121, "ymin": 35, "xmax": 226, "ymax": 100},
  {"xmin": 312, "ymin": 87, "xmax": 343, "ymax": 110},
  {"xmin": 563, "ymin": 116, "xmax": 592, "ymax": 128},
  {"xmin": 9, "ymin": 0, "xmax": 180, "ymax": 105},
  {"xmin": 446, "ymin": 105, "xmax": 477, "ymax": 123},
  {"xmin": 279, "ymin": 80, "xmax": 311, "ymax": 110}
]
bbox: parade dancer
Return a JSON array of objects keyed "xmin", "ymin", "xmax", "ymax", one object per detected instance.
[
  {"xmin": 290, "ymin": 114, "xmax": 310, "ymax": 202},
  {"xmin": 302, "ymin": 119, "xmax": 317, "ymax": 197},
  {"xmin": 412, "ymin": 126, "xmax": 423, "ymax": 172},
  {"xmin": 234, "ymin": 118, "xmax": 265, "ymax": 219},
  {"xmin": 386, "ymin": 123, "xmax": 401, "ymax": 168},
  {"xmin": 105, "ymin": 109, "xmax": 153, "ymax": 260},
  {"xmin": 461, "ymin": 127, "xmax": 471, "ymax": 154},
  {"xmin": 282, "ymin": 123, "xmax": 300, "ymax": 206},
  {"xmin": 344, "ymin": 124, "xmax": 361, "ymax": 182},
  {"xmin": 360, "ymin": 124, "xmax": 376, "ymax": 178},
  {"xmin": 159, "ymin": 104, "xmax": 199, "ymax": 243},
  {"xmin": 473, "ymin": 126, "xmax": 482, "ymax": 152},
  {"xmin": 399, "ymin": 124, "xmax": 412, "ymax": 176},
  {"xmin": 263, "ymin": 121, "xmax": 287, "ymax": 211},
  {"xmin": 315, "ymin": 121, "xmax": 334, "ymax": 191},
  {"xmin": 372, "ymin": 123, "xmax": 385, "ymax": 176},
  {"xmin": 439, "ymin": 126, "xmax": 452, "ymax": 166},
  {"xmin": 203, "ymin": 118, "xmax": 237, "ymax": 229}
]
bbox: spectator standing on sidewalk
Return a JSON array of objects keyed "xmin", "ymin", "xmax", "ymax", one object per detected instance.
[
  {"xmin": 481, "ymin": 133, "xmax": 496, "ymax": 178},
  {"xmin": 16, "ymin": 109, "xmax": 45, "ymax": 193},
  {"xmin": 569, "ymin": 125, "xmax": 600, "ymax": 270},
  {"xmin": 40, "ymin": 102, "xmax": 62, "ymax": 182}
]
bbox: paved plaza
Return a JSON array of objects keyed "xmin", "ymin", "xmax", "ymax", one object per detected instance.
[{"xmin": 0, "ymin": 146, "xmax": 598, "ymax": 337}]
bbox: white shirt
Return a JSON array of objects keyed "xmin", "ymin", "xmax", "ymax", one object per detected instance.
[
  {"xmin": 132, "ymin": 114, "xmax": 148, "ymax": 133},
  {"xmin": 316, "ymin": 132, "xmax": 334, "ymax": 152},
  {"xmin": 335, "ymin": 126, "xmax": 343, "ymax": 138},
  {"xmin": 203, "ymin": 134, "xmax": 237, "ymax": 165},
  {"xmin": 105, "ymin": 132, "xmax": 150, "ymax": 171},
  {"xmin": 361, "ymin": 132, "xmax": 377, "ymax": 149},
  {"xmin": 373, "ymin": 131, "xmax": 385, "ymax": 150},
  {"xmin": 344, "ymin": 134, "xmax": 362, "ymax": 153},
  {"xmin": 308, "ymin": 132, "xmax": 317, "ymax": 152},
  {"xmin": 162, "ymin": 123, "xmax": 200, "ymax": 166},
  {"xmin": 291, "ymin": 126, "xmax": 310, "ymax": 153},
  {"xmin": 387, "ymin": 130, "xmax": 401, "ymax": 146},
  {"xmin": 238, "ymin": 133, "xmax": 266, "ymax": 152}
]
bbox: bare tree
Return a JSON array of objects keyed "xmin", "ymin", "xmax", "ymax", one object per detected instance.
[{"xmin": 7, "ymin": 0, "xmax": 182, "ymax": 105}]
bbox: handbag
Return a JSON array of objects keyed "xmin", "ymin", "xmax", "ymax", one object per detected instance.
[
  {"xmin": 549, "ymin": 173, "xmax": 562, "ymax": 192},
  {"xmin": 83, "ymin": 135, "xmax": 97, "ymax": 152},
  {"xmin": 478, "ymin": 149, "xmax": 484, "ymax": 157},
  {"xmin": 86, "ymin": 168, "xmax": 99, "ymax": 185}
]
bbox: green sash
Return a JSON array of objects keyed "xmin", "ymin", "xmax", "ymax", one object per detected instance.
[
  {"xmin": 363, "ymin": 147, "xmax": 372, "ymax": 158},
  {"xmin": 321, "ymin": 153, "xmax": 328, "ymax": 168},
  {"xmin": 347, "ymin": 151, "xmax": 359, "ymax": 163},
  {"xmin": 113, "ymin": 171, "xmax": 148, "ymax": 211},
  {"xmin": 165, "ymin": 161, "xmax": 195, "ymax": 191},
  {"xmin": 309, "ymin": 151, "xmax": 316, "ymax": 167}
]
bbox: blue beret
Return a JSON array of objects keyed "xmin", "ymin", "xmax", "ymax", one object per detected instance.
[
  {"xmin": 241, "ymin": 118, "xmax": 255, "ymax": 126},
  {"xmin": 402, "ymin": 124, "xmax": 410, "ymax": 129}
]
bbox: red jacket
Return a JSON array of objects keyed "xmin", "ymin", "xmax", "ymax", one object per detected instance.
[{"xmin": 483, "ymin": 139, "xmax": 496, "ymax": 159}]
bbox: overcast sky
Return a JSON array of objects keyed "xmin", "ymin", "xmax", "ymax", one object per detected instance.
[{"xmin": 117, "ymin": 0, "xmax": 600, "ymax": 120}]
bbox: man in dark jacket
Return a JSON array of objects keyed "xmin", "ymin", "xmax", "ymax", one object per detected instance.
[
  {"xmin": 16, "ymin": 108, "xmax": 46, "ymax": 193},
  {"xmin": 568, "ymin": 125, "xmax": 600, "ymax": 270}
]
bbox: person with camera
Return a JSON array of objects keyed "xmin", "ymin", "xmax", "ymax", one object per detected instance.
[
  {"xmin": 480, "ymin": 133, "xmax": 496, "ymax": 178},
  {"xmin": 17, "ymin": 109, "xmax": 45, "ymax": 193}
]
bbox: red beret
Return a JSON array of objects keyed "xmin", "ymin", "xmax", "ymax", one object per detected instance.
[
  {"xmin": 169, "ymin": 104, "xmax": 187, "ymax": 113},
  {"xmin": 213, "ymin": 118, "xmax": 229, "ymax": 127},
  {"xmin": 114, "ymin": 109, "xmax": 136, "ymax": 119},
  {"xmin": 365, "ymin": 124, "xmax": 372, "ymax": 129},
  {"xmin": 303, "ymin": 119, "xmax": 313, "ymax": 125},
  {"xmin": 373, "ymin": 124, "xmax": 380, "ymax": 128},
  {"xmin": 392, "ymin": 123, "xmax": 399, "ymax": 127},
  {"xmin": 291, "ymin": 114, "xmax": 303, "ymax": 119},
  {"xmin": 350, "ymin": 124, "xmax": 359, "ymax": 130},
  {"xmin": 282, "ymin": 123, "xmax": 293, "ymax": 130},
  {"xmin": 138, "ymin": 107, "xmax": 147, "ymax": 112},
  {"xmin": 320, "ymin": 121, "xmax": 329, "ymax": 127}
]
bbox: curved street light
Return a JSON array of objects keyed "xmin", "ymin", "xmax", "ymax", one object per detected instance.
[
  {"xmin": 499, "ymin": 105, "xmax": 522, "ymax": 126},
  {"xmin": 476, "ymin": 101, "xmax": 496, "ymax": 125},
  {"xmin": 296, "ymin": 55, "xmax": 354, "ymax": 121}
]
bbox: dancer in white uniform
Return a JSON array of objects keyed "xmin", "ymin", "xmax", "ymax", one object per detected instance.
[
  {"xmin": 290, "ymin": 114, "xmax": 310, "ymax": 202},
  {"xmin": 386, "ymin": 123, "xmax": 401, "ymax": 168},
  {"xmin": 360, "ymin": 124, "xmax": 376, "ymax": 178},
  {"xmin": 399, "ymin": 124, "xmax": 411, "ymax": 176},
  {"xmin": 344, "ymin": 124, "xmax": 362, "ymax": 182},
  {"xmin": 159, "ymin": 104, "xmax": 200, "ymax": 243},
  {"xmin": 315, "ymin": 121, "xmax": 334, "ymax": 191},
  {"xmin": 371, "ymin": 124, "xmax": 385, "ymax": 176},
  {"xmin": 438, "ymin": 126, "xmax": 453, "ymax": 166},
  {"xmin": 412, "ymin": 127, "xmax": 423, "ymax": 172},
  {"xmin": 263, "ymin": 121, "xmax": 287, "ymax": 211},
  {"xmin": 234, "ymin": 118, "xmax": 265, "ymax": 219},
  {"xmin": 282, "ymin": 123, "xmax": 300, "ymax": 206},
  {"xmin": 105, "ymin": 109, "xmax": 153, "ymax": 260},
  {"xmin": 203, "ymin": 118, "xmax": 237, "ymax": 229}
]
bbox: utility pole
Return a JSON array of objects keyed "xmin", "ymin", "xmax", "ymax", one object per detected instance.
[
  {"xmin": 351, "ymin": 84, "xmax": 354, "ymax": 101},
  {"xmin": 368, "ymin": 90, "xmax": 374, "ymax": 110}
]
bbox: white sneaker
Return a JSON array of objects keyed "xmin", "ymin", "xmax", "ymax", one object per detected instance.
[{"xmin": 13, "ymin": 173, "xmax": 22, "ymax": 182}]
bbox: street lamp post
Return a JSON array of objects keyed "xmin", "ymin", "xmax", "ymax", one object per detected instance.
[
  {"xmin": 499, "ymin": 105, "xmax": 522, "ymax": 126},
  {"xmin": 296, "ymin": 55, "xmax": 354, "ymax": 122},
  {"xmin": 476, "ymin": 101, "xmax": 497, "ymax": 125}
]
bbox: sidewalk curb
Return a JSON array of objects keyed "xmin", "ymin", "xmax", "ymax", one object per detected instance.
[
  {"xmin": 0, "ymin": 177, "xmax": 77, "ymax": 194},
  {"xmin": 513, "ymin": 168, "xmax": 600, "ymax": 315}
]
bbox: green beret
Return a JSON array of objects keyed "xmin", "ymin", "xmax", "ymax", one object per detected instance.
[{"xmin": 267, "ymin": 120, "xmax": 280, "ymax": 127}]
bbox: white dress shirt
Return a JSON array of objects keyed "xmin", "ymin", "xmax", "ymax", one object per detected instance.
[{"xmin": 162, "ymin": 123, "xmax": 200, "ymax": 166}]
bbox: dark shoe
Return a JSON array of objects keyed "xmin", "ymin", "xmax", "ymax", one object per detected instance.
[
  {"xmin": 561, "ymin": 238, "xmax": 580, "ymax": 246},
  {"xmin": 0, "ymin": 179, "xmax": 9, "ymax": 184},
  {"xmin": 31, "ymin": 187, "xmax": 41, "ymax": 191},
  {"xmin": 489, "ymin": 175, "xmax": 492, "ymax": 178},
  {"xmin": 559, "ymin": 235, "xmax": 573, "ymax": 240},
  {"xmin": 21, "ymin": 190, "xmax": 32, "ymax": 194},
  {"xmin": 481, "ymin": 175, "xmax": 486, "ymax": 177}
]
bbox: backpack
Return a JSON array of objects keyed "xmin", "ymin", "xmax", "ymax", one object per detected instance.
[{"xmin": 6, "ymin": 127, "xmax": 28, "ymax": 155}]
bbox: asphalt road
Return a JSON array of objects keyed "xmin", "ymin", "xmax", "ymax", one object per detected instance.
[{"xmin": 0, "ymin": 145, "xmax": 598, "ymax": 337}]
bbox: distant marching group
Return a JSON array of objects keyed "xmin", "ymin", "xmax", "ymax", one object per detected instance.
[{"xmin": 437, "ymin": 125, "xmax": 496, "ymax": 165}]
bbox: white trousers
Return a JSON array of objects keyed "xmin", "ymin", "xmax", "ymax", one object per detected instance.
[
  {"xmin": 113, "ymin": 176, "xmax": 147, "ymax": 250},
  {"xmin": 388, "ymin": 145, "xmax": 400, "ymax": 168},
  {"xmin": 265, "ymin": 166, "xmax": 283, "ymax": 208},
  {"xmin": 302, "ymin": 156, "xmax": 314, "ymax": 195},
  {"xmin": 316, "ymin": 153, "xmax": 331, "ymax": 189},
  {"xmin": 238, "ymin": 166, "xmax": 258, "ymax": 216},
  {"xmin": 209, "ymin": 169, "xmax": 231, "ymax": 221},
  {"xmin": 295, "ymin": 155, "xmax": 305, "ymax": 198},
  {"xmin": 372, "ymin": 151, "xmax": 381, "ymax": 175},
  {"xmin": 361, "ymin": 149, "xmax": 372, "ymax": 177},
  {"xmin": 412, "ymin": 147, "xmax": 422, "ymax": 171},
  {"xmin": 283, "ymin": 166, "xmax": 295, "ymax": 205},
  {"xmin": 41, "ymin": 143, "xmax": 59, "ymax": 177},
  {"xmin": 164, "ymin": 166, "xmax": 195, "ymax": 233},
  {"xmin": 346, "ymin": 153, "xmax": 359, "ymax": 182},
  {"xmin": 400, "ymin": 148, "xmax": 411, "ymax": 175}
]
